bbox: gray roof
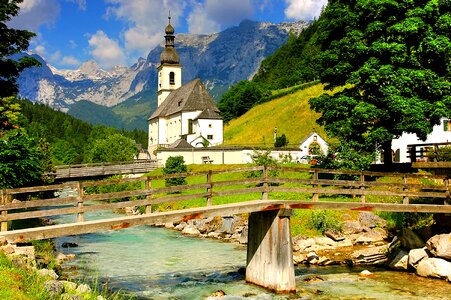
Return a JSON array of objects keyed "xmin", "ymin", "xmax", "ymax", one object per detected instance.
[
  {"xmin": 195, "ymin": 108, "xmax": 222, "ymax": 120},
  {"xmin": 150, "ymin": 79, "xmax": 221, "ymax": 120},
  {"xmin": 168, "ymin": 139, "xmax": 193, "ymax": 148}
]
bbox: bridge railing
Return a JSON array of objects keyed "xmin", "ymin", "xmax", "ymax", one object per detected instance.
[{"xmin": 1, "ymin": 166, "xmax": 450, "ymax": 233}]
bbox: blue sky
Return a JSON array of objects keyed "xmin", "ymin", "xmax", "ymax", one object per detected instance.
[{"xmin": 8, "ymin": 0, "xmax": 328, "ymax": 70}]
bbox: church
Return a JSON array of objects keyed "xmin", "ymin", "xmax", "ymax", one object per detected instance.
[{"xmin": 148, "ymin": 18, "xmax": 223, "ymax": 157}]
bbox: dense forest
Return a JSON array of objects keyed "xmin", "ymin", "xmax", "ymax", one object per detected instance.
[{"xmin": 19, "ymin": 98, "xmax": 148, "ymax": 165}]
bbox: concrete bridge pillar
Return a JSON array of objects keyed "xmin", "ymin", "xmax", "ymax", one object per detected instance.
[{"xmin": 246, "ymin": 209, "xmax": 296, "ymax": 293}]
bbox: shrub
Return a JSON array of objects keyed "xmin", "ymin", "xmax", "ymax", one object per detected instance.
[
  {"xmin": 163, "ymin": 156, "xmax": 187, "ymax": 187},
  {"xmin": 308, "ymin": 210, "xmax": 342, "ymax": 234},
  {"xmin": 274, "ymin": 133, "xmax": 288, "ymax": 148}
]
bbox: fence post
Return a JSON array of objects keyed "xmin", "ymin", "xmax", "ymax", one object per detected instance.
[
  {"xmin": 360, "ymin": 172, "xmax": 366, "ymax": 203},
  {"xmin": 262, "ymin": 165, "xmax": 268, "ymax": 200},
  {"xmin": 312, "ymin": 169, "xmax": 319, "ymax": 202},
  {"xmin": 76, "ymin": 182, "xmax": 84, "ymax": 222},
  {"xmin": 402, "ymin": 176, "xmax": 409, "ymax": 204},
  {"xmin": 444, "ymin": 177, "xmax": 450, "ymax": 205},
  {"xmin": 145, "ymin": 177, "xmax": 152, "ymax": 213},
  {"xmin": 207, "ymin": 170, "xmax": 213, "ymax": 206},
  {"xmin": 1, "ymin": 190, "xmax": 8, "ymax": 232}
]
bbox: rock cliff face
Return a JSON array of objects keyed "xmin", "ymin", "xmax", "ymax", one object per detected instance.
[{"xmin": 17, "ymin": 20, "xmax": 308, "ymax": 113}]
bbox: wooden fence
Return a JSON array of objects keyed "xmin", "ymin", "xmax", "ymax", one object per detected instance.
[
  {"xmin": 1, "ymin": 166, "xmax": 450, "ymax": 236},
  {"xmin": 44, "ymin": 160, "xmax": 158, "ymax": 179}
]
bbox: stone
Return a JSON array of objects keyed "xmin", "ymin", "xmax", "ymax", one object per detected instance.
[
  {"xmin": 192, "ymin": 219, "xmax": 209, "ymax": 233},
  {"xmin": 182, "ymin": 224, "xmax": 200, "ymax": 236},
  {"xmin": 408, "ymin": 248, "xmax": 429, "ymax": 269},
  {"xmin": 354, "ymin": 229, "xmax": 386, "ymax": 244},
  {"xmin": 175, "ymin": 222, "xmax": 187, "ymax": 231},
  {"xmin": 61, "ymin": 280, "xmax": 77, "ymax": 292},
  {"xmin": 0, "ymin": 236, "xmax": 7, "ymax": 246},
  {"xmin": 360, "ymin": 270, "xmax": 374, "ymax": 277},
  {"xmin": 76, "ymin": 283, "xmax": 92, "ymax": 294},
  {"xmin": 13, "ymin": 245, "xmax": 35, "ymax": 261},
  {"xmin": 359, "ymin": 212, "xmax": 387, "ymax": 229},
  {"xmin": 164, "ymin": 222, "xmax": 174, "ymax": 229},
  {"xmin": 44, "ymin": 280, "xmax": 64, "ymax": 296},
  {"xmin": 416, "ymin": 257, "xmax": 451, "ymax": 280},
  {"xmin": 60, "ymin": 293, "xmax": 82, "ymax": 300},
  {"xmin": 38, "ymin": 268, "xmax": 59, "ymax": 280},
  {"xmin": 207, "ymin": 232, "xmax": 220, "ymax": 238},
  {"xmin": 325, "ymin": 229, "xmax": 345, "ymax": 241},
  {"xmin": 61, "ymin": 242, "xmax": 78, "ymax": 248},
  {"xmin": 388, "ymin": 249, "xmax": 409, "ymax": 270},
  {"xmin": 343, "ymin": 220, "xmax": 363, "ymax": 235},
  {"xmin": 238, "ymin": 227, "xmax": 248, "ymax": 244},
  {"xmin": 293, "ymin": 253, "xmax": 306, "ymax": 264},
  {"xmin": 1, "ymin": 244, "xmax": 15, "ymax": 254},
  {"xmin": 398, "ymin": 228, "xmax": 425, "ymax": 250},
  {"xmin": 426, "ymin": 233, "xmax": 451, "ymax": 260}
]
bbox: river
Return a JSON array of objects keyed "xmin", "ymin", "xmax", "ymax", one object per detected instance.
[{"xmin": 54, "ymin": 210, "xmax": 451, "ymax": 300}]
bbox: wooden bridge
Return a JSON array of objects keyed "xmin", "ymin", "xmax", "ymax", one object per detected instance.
[
  {"xmin": 44, "ymin": 160, "xmax": 158, "ymax": 180},
  {"xmin": 1, "ymin": 166, "xmax": 450, "ymax": 293}
]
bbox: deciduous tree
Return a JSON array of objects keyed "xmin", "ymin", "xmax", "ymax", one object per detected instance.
[{"xmin": 309, "ymin": 0, "xmax": 451, "ymax": 165}]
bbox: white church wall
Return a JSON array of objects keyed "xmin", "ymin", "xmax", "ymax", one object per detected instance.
[
  {"xmin": 299, "ymin": 133, "xmax": 328, "ymax": 157},
  {"xmin": 197, "ymin": 119, "xmax": 223, "ymax": 146}
]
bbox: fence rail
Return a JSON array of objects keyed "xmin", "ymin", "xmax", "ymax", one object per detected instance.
[{"xmin": 1, "ymin": 166, "xmax": 450, "ymax": 241}]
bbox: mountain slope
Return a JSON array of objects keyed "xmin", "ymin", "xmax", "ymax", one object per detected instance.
[{"xmin": 223, "ymin": 84, "xmax": 329, "ymax": 147}]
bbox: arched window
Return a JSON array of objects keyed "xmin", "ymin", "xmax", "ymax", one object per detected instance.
[{"xmin": 169, "ymin": 72, "xmax": 175, "ymax": 85}]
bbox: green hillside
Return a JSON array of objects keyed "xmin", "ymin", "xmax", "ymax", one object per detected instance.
[{"xmin": 223, "ymin": 84, "xmax": 330, "ymax": 147}]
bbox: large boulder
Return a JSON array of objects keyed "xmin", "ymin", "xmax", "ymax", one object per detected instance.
[
  {"xmin": 342, "ymin": 220, "xmax": 363, "ymax": 235},
  {"xmin": 354, "ymin": 229, "xmax": 386, "ymax": 244},
  {"xmin": 182, "ymin": 224, "xmax": 201, "ymax": 236},
  {"xmin": 398, "ymin": 228, "xmax": 425, "ymax": 250},
  {"xmin": 388, "ymin": 249, "xmax": 409, "ymax": 270},
  {"xmin": 408, "ymin": 248, "xmax": 429, "ymax": 269},
  {"xmin": 416, "ymin": 257, "xmax": 451, "ymax": 280},
  {"xmin": 359, "ymin": 212, "xmax": 387, "ymax": 229},
  {"xmin": 426, "ymin": 233, "xmax": 451, "ymax": 260}
]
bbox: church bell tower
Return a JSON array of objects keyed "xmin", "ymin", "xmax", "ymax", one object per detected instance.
[{"xmin": 157, "ymin": 15, "xmax": 182, "ymax": 107}]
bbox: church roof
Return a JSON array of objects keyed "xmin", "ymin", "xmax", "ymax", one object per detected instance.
[
  {"xmin": 195, "ymin": 108, "xmax": 222, "ymax": 120},
  {"xmin": 150, "ymin": 79, "xmax": 221, "ymax": 119},
  {"xmin": 168, "ymin": 139, "xmax": 193, "ymax": 149}
]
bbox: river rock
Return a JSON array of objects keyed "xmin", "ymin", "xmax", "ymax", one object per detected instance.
[
  {"xmin": 76, "ymin": 283, "xmax": 92, "ymax": 294},
  {"xmin": 325, "ymin": 229, "xmax": 345, "ymax": 241},
  {"xmin": 408, "ymin": 248, "xmax": 429, "ymax": 269},
  {"xmin": 60, "ymin": 294, "xmax": 82, "ymax": 300},
  {"xmin": 359, "ymin": 212, "xmax": 387, "ymax": 229},
  {"xmin": 44, "ymin": 280, "xmax": 64, "ymax": 296},
  {"xmin": 426, "ymin": 233, "xmax": 451, "ymax": 260},
  {"xmin": 61, "ymin": 280, "xmax": 77, "ymax": 292},
  {"xmin": 360, "ymin": 270, "xmax": 374, "ymax": 277},
  {"xmin": 182, "ymin": 224, "xmax": 201, "ymax": 236},
  {"xmin": 343, "ymin": 220, "xmax": 363, "ymax": 235},
  {"xmin": 238, "ymin": 227, "xmax": 248, "ymax": 244},
  {"xmin": 354, "ymin": 229, "xmax": 386, "ymax": 244},
  {"xmin": 1, "ymin": 244, "xmax": 15, "ymax": 254},
  {"xmin": 13, "ymin": 245, "xmax": 35, "ymax": 261},
  {"xmin": 388, "ymin": 249, "xmax": 409, "ymax": 270},
  {"xmin": 0, "ymin": 236, "xmax": 6, "ymax": 246},
  {"xmin": 398, "ymin": 228, "xmax": 425, "ymax": 250},
  {"xmin": 416, "ymin": 257, "xmax": 451, "ymax": 280},
  {"xmin": 164, "ymin": 222, "xmax": 175, "ymax": 229},
  {"xmin": 191, "ymin": 219, "xmax": 209, "ymax": 234},
  {"xmin": 175, "ymin": 222, "xmax": 187, "ymax": 231},
  {"xmin": 38, "ymin": 268, "xmax": 59, "ymax": 280}
]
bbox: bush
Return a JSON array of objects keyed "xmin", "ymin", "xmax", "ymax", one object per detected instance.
[
  {"xmin": 247, "ymin": 149, "xmax": 279, "ymax": 179},
  {"xmin": 163, "ymin": 156, "xmax": 187, "ymax": 187},
  {"xmin": 308, "ymin": 210, "xmax": 342, "ymax": 234},
  {"xmin": 274, "ymin": 133, "xmax": 288, "ymax": 148}
]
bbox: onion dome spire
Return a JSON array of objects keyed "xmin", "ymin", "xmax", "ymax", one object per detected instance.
[{"xmin": 160, "ymin": 12, "xmax": 179, "ymax": 64}]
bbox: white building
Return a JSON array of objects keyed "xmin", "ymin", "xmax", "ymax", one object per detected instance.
[
  {"xmin": 148, "ymin": 18, "xmax": 223, "ymax": 157},
  {"xmin": 389, "ymin": 118, "xmax": 451, "ymax": 163}
]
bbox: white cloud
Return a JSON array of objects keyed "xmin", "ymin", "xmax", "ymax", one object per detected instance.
[
  {"xmin": 66, "ymin": 0, "xmax": 87, "ymax": 10},
  {"xmin": 61, "ymin": 56, "xmax": 81, "ymax": 66},
  {"xmin": 33, "ymin": 45, "xmax": 46, "ymax": 57},
  {"xmin": 187, "ymin": 4, "xmax": 220, "ymax": 34},
  {"xmin": 87, "ymin": 30, "xmax": 126, "ymax": 69},
  {"xmin": 50, "ymin": 51, "xmax": 61, "ymax": 62},
  {"xmin": 104, "ymin": 0, "xmax": 186, "ymax": 56},
  {"xmin": 8, "ymin": 0, "xmax": 60, "ymax": 31},
  {"xmin": 187, "ymin": 0, "xmax": 256, "ymax": 34},
  {"xmin": 284, "ymin": 0, "xmax": 328, "ymax": 21}
]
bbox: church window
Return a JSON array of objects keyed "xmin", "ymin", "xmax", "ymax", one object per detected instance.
[
  {"xmin": 188, "ymin": 119, "xmax": 193, "ymax": 134},
  {"xmin": 207, "ymin": 135, "xmax": 213, "ymax": 140},
  {"xmin": 169, "ymin": 72, "xmax": 175, "ymax": 85}
]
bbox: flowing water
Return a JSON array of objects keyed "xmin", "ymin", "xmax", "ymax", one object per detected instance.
[{"xmin": 55, "ymin": 210, "xmax": 451, "ymax": 300}]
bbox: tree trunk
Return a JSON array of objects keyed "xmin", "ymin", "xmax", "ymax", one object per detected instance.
[{"xmin": 382, "ymin": 141, "xmax": 393, "ymax": 165}]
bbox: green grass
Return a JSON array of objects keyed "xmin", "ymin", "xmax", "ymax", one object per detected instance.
[{"xmin": 223, "ymin": 84, "xmax": 329, "ymax": 147}]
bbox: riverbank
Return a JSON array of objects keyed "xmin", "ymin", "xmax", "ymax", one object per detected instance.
[
  {"xmin": 0, "ymin": 236, "xmax": 119, "ymax": 299},
  {"xmin": 153, "ymin": 210, "xmax": 451, "ymax": 283}
]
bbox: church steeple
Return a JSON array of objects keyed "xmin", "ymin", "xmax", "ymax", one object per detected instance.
[{"xmin": 157, "ymin": 13, "xmax": 182, "ymax": 107}]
